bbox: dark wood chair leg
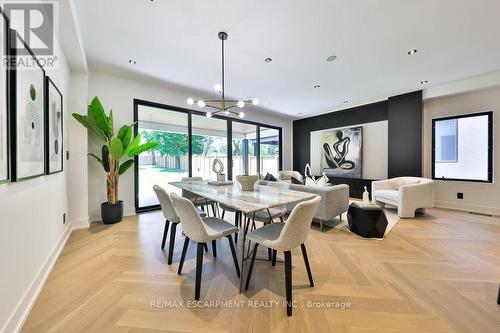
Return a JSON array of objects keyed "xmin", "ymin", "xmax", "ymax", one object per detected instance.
[
  {"xmin": 211, "ymin": 204, "xmax": 217, "ymax": 217},
  {"xmin": 195, "ymin": 243, "xmax": 204, "ymax": 300},
  {"xmin": 245, "ymin": 243, "xmax": 259, "ymax": 290},
  {"xmin": 234, "ymin": 212, "xmax": 239, "ymax": 244},
  {"xmin": 301, "ymin": 243, "xmax": 314, "ymax": 287},
  {"xmin": 221, "ymin": 210, "xmax": 226, "ymax": 220},
  {"xmin": 178, "ymin": 237, "xmax": 190, "ymax": 275},
  {"xmin": 284, "ymin": 250, "xmax": 293, "ymax": 316},
  {"xmin": 204, "ymin": 243, "xmax": 208, "ymax": 252},
  {"xmin": 161, "ymin": 219, "xmax": 170, "ymax": 250},
  {"xmin": 211, "ymin": 240, "xmax": 217, "ymax": 258},
  {"xmin": 279, "ymin": 216, "xmax": 284, "ymax": 223},
  {"xmin": 167, "ymin": 223, "xmax": 177, "ymax": 265},
  {"xmin": 226, "ymin": 235, "xmax": 240, "ymax": 277},
  {"xmin": 268, "ymin": 248, "xmax": 272, "ymax": 261},
  {"xmin": 272, "ymin": 250, "xmax": 277, "ymax": 266}
]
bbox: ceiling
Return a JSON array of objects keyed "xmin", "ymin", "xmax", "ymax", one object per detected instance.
[{"xmin": 76, "ymin": 0, "xmax": 500, "ymax": 118}]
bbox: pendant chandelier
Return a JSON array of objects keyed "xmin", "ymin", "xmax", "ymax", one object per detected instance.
[{"xmin": 187, "ymin": 32, "xmax": 258, "ymax": 118}]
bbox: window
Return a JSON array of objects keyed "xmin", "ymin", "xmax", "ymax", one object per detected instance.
[
  {"xmin": 432, "ymin": 112, "xmax": 493, "ymax": 182},
  {"xmin": 191, "ymin": 115, "xmax": 228, "ymax": 180},
  {"xmin": 134, "ymin": 100, "xmax": 282, "ymax": 212},
  {"xmin": 260, "ymin": 127, "xmax": 280, "ymax": 176}
]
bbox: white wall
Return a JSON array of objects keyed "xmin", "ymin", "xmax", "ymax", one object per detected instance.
[
  {"xmin": 0, "ymin": 46, "xmax": 71, "ymax": 332},
  {"xmin": 309, "ymin": 121, "xmax": 388, "ymax": 179},
  {"xmin": 423, "ymin": 86, "xmax": 500, "ymax": 216},
  {"xmin": 87, "ymin": 70, "xmax": 293, "ymax": 221}
]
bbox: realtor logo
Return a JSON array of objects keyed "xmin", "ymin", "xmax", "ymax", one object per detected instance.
[{"xmin": 2, "ymin": 1, "xmax": 54, "ymax": 55}]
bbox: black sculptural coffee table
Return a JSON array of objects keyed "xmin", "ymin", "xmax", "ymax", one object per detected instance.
[{"xmin": 347, "ymin": 202, "xmax": 388, "ymax": 238}]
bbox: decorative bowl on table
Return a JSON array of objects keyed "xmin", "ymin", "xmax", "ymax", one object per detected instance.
[{"xmin": 236, "ymin": 175, "xmax": 259, "ymax": 191}]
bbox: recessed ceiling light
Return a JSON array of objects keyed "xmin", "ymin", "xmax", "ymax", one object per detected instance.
[
  {"xmin": 343, "ymin": 100, "xmax": 349, "ymax": 104},
  {"xmin": 420, "ymin": 80, "xmax": 428, "ymax": 84},
  {"xmin": 264, "ymin": 57, "xmax": 272, "ymax": 63},
  {"xmin": 408, "ymin": 49, "xmax": 417, "ymax": 55},
  {"xmin": 128, "ymin": 59, "xmax": 137, "ymax": 64},
  {"xmin": 313, "ymin": 84, "xmax": 320, "ymax": 88},
  {"xmin": 326, "ymin": 55, "xmax": 337, "ymax": 62}
]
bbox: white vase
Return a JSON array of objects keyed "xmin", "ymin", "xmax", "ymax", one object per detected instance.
[{"xmin": 363, "ymin": 186, "xmax": 370, "ymax": 203}]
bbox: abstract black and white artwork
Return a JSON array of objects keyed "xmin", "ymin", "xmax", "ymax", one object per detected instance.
[
  {"xmin": 0, "ymin": 10, "xmax": 8, "ymax": 184},
  {"xmin": 45, "ymin": 77, "xmax": 63, "ymax": 174},
  {"xmin": 321, "ymin": 126, "xmax": 362, "ymax": 179},
  {"xmin": 13, "ymin": 32, "xmax": 45, "ymax": 180}
]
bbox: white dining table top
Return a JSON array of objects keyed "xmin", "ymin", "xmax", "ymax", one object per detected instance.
[{"xmin": 169, "ymin": 180, "xmax": 317, "ymax": 214}]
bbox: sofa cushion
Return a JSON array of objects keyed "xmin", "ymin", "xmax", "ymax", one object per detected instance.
[{"xmin": 374, "ymin": 189, "xmax": 399, "ymax": 204}]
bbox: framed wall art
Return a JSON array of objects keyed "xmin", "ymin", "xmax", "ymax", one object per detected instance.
[
  {"xmin": 0, "ymin": 9, "xmax": 10, "ymax": 184},
  {"xmin": 10, "ymin": 31, "xmax": 46, "ymax": 181},
  {"xmin": 45, "ymin": 76, "xmax": 63, "ymax": 174}
]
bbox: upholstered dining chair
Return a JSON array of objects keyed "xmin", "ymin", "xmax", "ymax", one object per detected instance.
[
  {"xmin": 181, "ymin": 177, "xmax": 218, "ymax": 217},
  {"xmin": 171, "ymin": 193, "xmax": 240, "ymax": 300},
  {"xmin": 153, "ymin": 185, "xmax": 207, "ymax": 265},
  {"xmin": 244, "ymin": 196, "xmax": 321, "ymax": 316}
]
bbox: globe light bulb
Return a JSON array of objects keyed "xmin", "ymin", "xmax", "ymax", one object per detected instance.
[
  {"xmin": 239, "ymin": 112, "xmax": 245, "ymax": 118},
  {"xmin": 187, "ymin": 98, "xmax": 194, "ymax": 105},
  {"xmin": 197, "ymin": 100, "xmax": 206, "ymax": 108},
  {"xmin": 206, "ymin": 112, "xmax": 212, "ymax": 118},
  {"xmin": 214, "ymin": 83, "xmax": 222, "ymax": 92},
  {"xmin": 252, "ymin": 98, "xmax": 259, "ymax": 105},
  {"xmin": 237, "ymin": 100, "xmax": 245, "ymax": 108}
]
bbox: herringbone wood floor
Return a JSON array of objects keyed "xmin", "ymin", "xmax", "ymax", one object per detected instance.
[{"xmin": 22, "ymin": 208, "xmax": 500, "ymax": 333}]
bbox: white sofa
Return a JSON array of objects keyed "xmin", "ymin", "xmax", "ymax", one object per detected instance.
[
  {"xmin": 371, "ymin": 177, "xmax": 434, "ymax": 218},
  {"xmin": 277, "ymin": 170, "xmax": 303, "ymax": 183},
  {"xmin": 255, "ymin": 180, "xmax": 350, "ymax": 231}
]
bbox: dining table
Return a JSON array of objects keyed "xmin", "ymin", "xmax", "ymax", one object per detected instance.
[{"xmin": 169, "ymin": 179, "xmax": 318, "ymax": 291}]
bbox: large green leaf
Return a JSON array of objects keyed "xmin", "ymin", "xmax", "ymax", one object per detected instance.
[
  {"xmin": 128, "ymin": 142, "xmax": 159, "ymax": 157},
  {"xmin": 116, "ymin": 125, "xmax": 132, "ymax": 150},
  {"xmin": 72, "ymin": 113, "xmax": 107, "ymax": 141},
  {"xmin": 123, "ymin": 133, "xmax": 141, "ymax": 157},
  {"xmin": 109, "ymin": 138, "xmax": 124, "ymax": 160},
  {"xmin": 118, "ymin": 159, "xmax": 134, "ymax": 175},
  {"xmin": 88, "ymin": 97, "xmax": 110, "ymax": 139},
  {"xmin": 108, "ymin": 110, "xmax": 114, "ymax": 136},
  {"xmin": 101, "ymin": 145, "xmax": 110, "ymax": 172}
]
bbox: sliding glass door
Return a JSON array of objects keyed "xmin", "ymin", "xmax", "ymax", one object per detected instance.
[
  {"xmin": 260, "ymin": 127, "xmax": 280, "ymax": 176},
  {"xmin": 191, "ymin": 115, "xmax": 228, "ymax": 181},
  {"xmin": 136, "ymin": 105, "xmax": 189, "ymax": 209},
  {"xmin": 231, "ymin": 122, "xmax": 257, "ymax": 179},
  {"xmin": 134, "ymin": 100, "xmax": 282, "ymax": 212}
]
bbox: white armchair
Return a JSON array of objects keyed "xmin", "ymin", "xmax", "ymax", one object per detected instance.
[{"xmin": 372, "ymin": 177, "xmax": 434, "ymax": 218}]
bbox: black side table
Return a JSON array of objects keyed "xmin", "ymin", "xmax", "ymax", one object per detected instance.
[{"xmin": 347, "ymin": 202, "xmax": 388, "ymax": 238}]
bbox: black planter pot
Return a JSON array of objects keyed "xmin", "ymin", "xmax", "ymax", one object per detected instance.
[{"xmin": 101, "ymin": 201, "xmax": 123, "ymax": 224}]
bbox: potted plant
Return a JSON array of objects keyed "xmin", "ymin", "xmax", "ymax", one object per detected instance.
[{"xmin": 72, "ymin": 97, "xmax": 158, "ymax": 224}]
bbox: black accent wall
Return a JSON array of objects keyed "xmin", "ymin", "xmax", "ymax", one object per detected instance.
[
  {"xmin": 293, "ymin": 91, "xmax": 422, "ymax": 198},
  {"xmin": 387, "ymin": 91, "xmax": 422, "ymax": 178}
]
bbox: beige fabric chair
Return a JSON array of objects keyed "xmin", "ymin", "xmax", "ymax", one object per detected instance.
[
  {"xmin": 372, "ymin": 177, "xmax": 434, "ymax": 218},
  {"xmin": 245, "ymin": 196, "xmax": 321, "ymax": 316},
  {"xmin": 171, "ymin": 193, "xmax": 240, "ymax": 300},
  {"xmin": 278, "ymin": 170, "xmax": 303, "ymax": 183},
  {"xmin": 153, "ymin": 185, "xmax": 206, "ymax": 265},
  {"xmin": 181, "ymin": 177, "xmax": 217, "ymax": 216}
]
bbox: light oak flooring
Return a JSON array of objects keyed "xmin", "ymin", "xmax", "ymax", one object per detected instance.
[{"xmin": 22, "ymin": 208, "xmax": 500, "ymax": 333}]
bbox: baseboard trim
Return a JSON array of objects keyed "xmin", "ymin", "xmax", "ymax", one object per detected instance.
[
  {"xmin": 435, "ymin": 200, "xmax": 500, "ymax": 217},
  {"xmin": 71, "ymin": 216, "xmax": 90, "ymax": 230},
  {"xmin": 1, "ymin": 222, "xmax": 73, "ymax": 333}
]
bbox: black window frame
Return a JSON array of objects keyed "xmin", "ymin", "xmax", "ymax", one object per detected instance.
[
  {"xmin": 431, "ymin": 111, "xmax": 493, "ymax": 183},
  {"xmin": 133, "ymin": 99, "xmax": 283, "ymax": 213}
]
